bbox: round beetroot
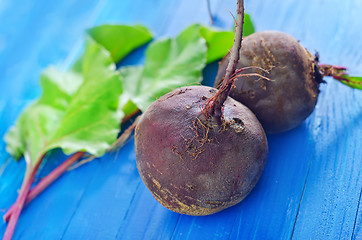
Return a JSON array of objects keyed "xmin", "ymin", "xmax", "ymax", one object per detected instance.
[
  {"xmin": 135, "ymin": 0, "xmax": 268, "ymax": 216},
  {"xmin": 215, "ymin": 31, "xmax": 321, "ymax": 133},
  {"xmin": 135, "ymin": 86, "xmax": 268, "ymax": 215}
]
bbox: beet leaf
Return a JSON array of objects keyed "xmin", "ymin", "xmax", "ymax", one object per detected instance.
[
  {"xmin": 2, "ymin": 24, "xmax": 153, "ymax": 239},
  {"xmin": 72, "ymin": 24, "xmax": 152, "ymax": 72},
  {"xmin": 119, "ymin": 24, "xmax": 238, "ymax": 113},
  {"xmin": 87, "ymin": 24, "xmax": 153, "ymax": 63},
  {"xmin": 243, "ymin": 13, "xmax": 255, "ymax": 37},
  {"xmin": 5, "ymin": 36, "xmax": 123, "ymax": 167},
  {"xmin": 199, "ymin": 25, "xmax": 234, "ymax": 63}
]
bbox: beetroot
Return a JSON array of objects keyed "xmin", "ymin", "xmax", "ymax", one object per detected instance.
[
  {"xmin": 135, "ymin": 86, "xmax": 268, "ymax": 215},
  {"xmin": 134, "ymin": 0, "xmax": 268, "ymax": 216},
  {"xmin": 215, "ymin": 31, "xmax": 321, "ymax": 133}
]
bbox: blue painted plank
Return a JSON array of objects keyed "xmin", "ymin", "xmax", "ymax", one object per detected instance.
[
  {"xmin": 254, "ymin": 0, "xmax": 362, "ymax": 239},
  {"xmin": 0, "ymin": 0, "xmax": 102, "ymax": 101},
  {"xmin": 291, "ymin": 87, "xmax": 362, "ymax": 238},
  {"xmin": 233, "ymin": 0, "xmax": 362, "ymax": 239},
  {"xmin": 353, "ymin": 189, "xmax": 362, "ymax": 240},
  {"xmin": 0, "ymin": 0, "xmax": 361, "ymax": 239},
  {"xmin": 114, "ymin": 183, "xmax": 180, "ymax": 240}
]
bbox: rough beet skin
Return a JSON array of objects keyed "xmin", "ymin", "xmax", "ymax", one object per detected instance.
[
  {"xmin": 135, "ymin": 86, "xmax": 268, "ymax": 215},
  {"xmin": 215, "ymin": 31, "xmax": 321, "ymax": 133}
]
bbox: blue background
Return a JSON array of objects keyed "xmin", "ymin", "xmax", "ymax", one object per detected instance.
[{"xmin": 0, "ymin": 0, "xmax": 361, "ymax": 239}]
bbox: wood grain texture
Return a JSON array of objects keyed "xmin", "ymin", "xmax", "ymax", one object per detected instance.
[{"xmin": 0, "ymin": 0, "xmax": 361, "ymax": 239}]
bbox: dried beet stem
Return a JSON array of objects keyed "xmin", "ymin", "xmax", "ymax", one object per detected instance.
[
  {"xmin": 319, "ymin": 64, "xmax": 362, "ymax": 88},
  {"xmin": 207, "ymin": 0, "xmax": 244, "ymax": 123}
]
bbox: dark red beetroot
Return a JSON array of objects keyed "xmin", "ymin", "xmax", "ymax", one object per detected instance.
[
  {"xmin": 135, "ymin": 86, "xmax": 268, "ymax": 215},
  {"xmin": 135, "ymin": 0, "xmax": 268, "ymax": 216},
  {"xmin": 215, "ymin": 31, "xmax": 321, "ymax": 133}
]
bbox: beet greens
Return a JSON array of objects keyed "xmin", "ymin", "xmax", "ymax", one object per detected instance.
[
  {"xmin": 3, "ymin": 23, "xmax": 239, "ymax": 239},
  {"xmin": 2, "ymin": 25, "xmax": 153, "ymax": 240}
]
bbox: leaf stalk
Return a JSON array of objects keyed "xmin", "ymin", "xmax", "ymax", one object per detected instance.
[{"xmin": 3, "ymin": 156, "xmax": 44, "ymax": 240}]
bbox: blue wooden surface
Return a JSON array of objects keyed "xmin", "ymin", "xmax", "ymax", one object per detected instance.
[{"xmin": 0, "ymin": 0, "xmax": 361, "ymax": 239}]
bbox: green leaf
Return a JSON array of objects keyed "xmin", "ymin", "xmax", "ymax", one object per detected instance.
[
  {"xmin": 118, "ymin": 66, "xmax": 143, "ymax": 116},
  {"xmin": 4, "ymin": 126, "xmax": 24, "ymax": 161},
  {"xmin": 198, "ymin": 13, "xmax": 255, "ymax": 63},
  {"xmin": 119, "ymin": 24, "xmax": 207, "ymax": 112},
  {"xmin": 5, "ymin": 37, "xmax": 123, "ymax": 166},
  {"xmin": 87, "ymin": 24, "xmax": 153, "ymax": 63},
  {"xmin": 72, "ymin": 24, "xmax": 153, "ymax": 73},
  {"xmin": 338, "ymin": 75, "xmax": 362, "ymax": 90},
  {"xmin": 243, "ymin": 13, "xmax": 255, "ymax": 37},
  {"xmin": 199, "ymin": 25, "xmax": 234, "ymax": 63}
]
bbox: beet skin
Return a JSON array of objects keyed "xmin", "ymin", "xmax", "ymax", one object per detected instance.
[
  {"xmin": 135, "ymin": 86, "xmax": 268, "ymax": 216},
  {"xmin": 215, "ymin": 31, "xmax": 320, "ymax": 133}
]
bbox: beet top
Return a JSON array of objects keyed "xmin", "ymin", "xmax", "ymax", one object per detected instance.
[
  {"xmin": 135, "ymin": 0, "xmax": 268, "ymax": 216},
  {"xmin": 135, "ymin": 86, "xmax": 268, "ymax": 215},
  {"xmin": 215, "ymin": 31, "xmax": 321, "ymax": 133}
]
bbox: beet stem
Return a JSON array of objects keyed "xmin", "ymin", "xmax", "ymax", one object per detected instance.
[
  {"xmin": 3, "ymin": 156, "xmax": 43, "ymax": 240},
  {"xmin": 319, "ymin": 63, "xmax": 348, "ymax": 78},
  {"xmin": 317, "ymin": 63, "xmax": 362, "ymax": 88},
  {"xmin": 3, "ymin": 152, "xmax": 85, "ymax": 223},
  {"xmin": 207, "ymin": 0, "xmax": 244, "ymax": 123},
  {"xmin": 3, "ymin": 107, "xmax": 140, "ymax": 225},
  {"xmin": 3, "ymin": 113, "xmax": 140, "ymax": 222},
  {"xmin": 110, "ymin": 115, "xmax": 140, "ymax": 150}
]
